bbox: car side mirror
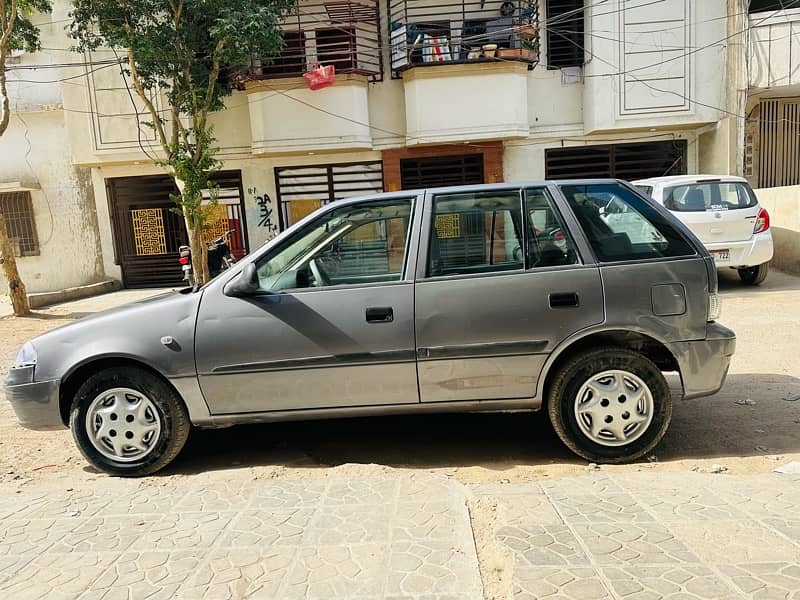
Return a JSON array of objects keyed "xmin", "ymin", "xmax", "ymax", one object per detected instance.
[{"xmin": 224, "ymin": 263, "xmax": 264, "ymax": 297}]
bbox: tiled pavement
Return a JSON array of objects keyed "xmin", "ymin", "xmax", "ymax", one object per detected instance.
[{"xmin": 1, "ymin": 471, "xmax": 800, "ymax": 599}]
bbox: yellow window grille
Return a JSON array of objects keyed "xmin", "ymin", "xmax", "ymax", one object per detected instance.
[{"xmin": 131, "ymin": 208, "xmax": 167, "ymax": 255}]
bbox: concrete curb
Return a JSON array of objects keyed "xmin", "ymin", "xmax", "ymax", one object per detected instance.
[{"xmin": 27, "ymin": 279, "xmax": 122, "ymax": 309}]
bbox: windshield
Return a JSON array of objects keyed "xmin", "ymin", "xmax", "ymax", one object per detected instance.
[{"xmin": 663, "ymin": 182, "xmax": 757, "ymax": 212}]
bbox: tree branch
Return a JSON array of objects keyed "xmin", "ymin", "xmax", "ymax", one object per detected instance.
[
  {"xmin": 0, "ymin": 0, "xmax": 18, "ymax": 137},
  {"xmin": 122, "ymin": 22, "xmax": 169, "ymax": 154}
]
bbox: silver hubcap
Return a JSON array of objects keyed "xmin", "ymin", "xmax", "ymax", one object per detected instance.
[
  {"xmin": 85, "ymin": 388, "xmax": 162, "ymax": 462},
  {"xmin": 574, "ymin": 370, "xmax": 654, "ymax": 447}
]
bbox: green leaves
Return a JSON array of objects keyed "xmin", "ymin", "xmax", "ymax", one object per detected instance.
[{"xmin": 3, "ymin": 0, "xmax": 53, "ymax": 53}]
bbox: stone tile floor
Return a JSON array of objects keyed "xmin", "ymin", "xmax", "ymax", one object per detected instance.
[{"xmin": 1, "ymin": 471, "xmax": 800, "ymax": 598}]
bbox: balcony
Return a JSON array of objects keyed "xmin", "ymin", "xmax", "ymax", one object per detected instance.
[
  {"xmin": 390, "ymin": 0, "xmax": 538, "ymax": 145},
  {"xmin": 242, "ymin": 0, "xmax": 380, "ymax": 154},
  {"xmin": 247, "ymin": 0, "xmax": 382, "ymax": 81},
  {"xmin": 388, "ymin": 0, "xmax": 539, "ymax": 75},
  {"xmin": 748, "ymin": 7, "xmax": 800, "ymax": 89}
]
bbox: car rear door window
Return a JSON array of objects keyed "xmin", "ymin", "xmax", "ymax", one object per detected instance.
[
  {"xmin": 428, "ymin": 190, "xmax": 524, "ymax": 277},
  {"xmin": 559, "ymin": 183, "xmax": 696, "ymax": 262}
]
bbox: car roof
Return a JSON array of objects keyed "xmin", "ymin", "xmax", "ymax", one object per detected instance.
[{"xmin": 631, "ymin": 174, "xmax": 748, "ymax": 186}]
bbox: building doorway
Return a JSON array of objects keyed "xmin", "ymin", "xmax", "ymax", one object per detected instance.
[{"xmin": 106, "ymin": 171, "xmax": 249, "ymax": 288}]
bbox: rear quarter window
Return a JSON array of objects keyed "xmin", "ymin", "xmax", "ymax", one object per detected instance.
[{"xmin": 559, "ymin": 183, "xmax": 696, "ymax": 262}]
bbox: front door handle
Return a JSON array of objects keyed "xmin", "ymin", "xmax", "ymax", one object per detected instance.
[
  {"xmin": 550, "ymin": 292, "xmax": 579, "ymax": 308},
  {"xmin": 366, "ymin": 306, "xmax": 394, "ymax": 323}
]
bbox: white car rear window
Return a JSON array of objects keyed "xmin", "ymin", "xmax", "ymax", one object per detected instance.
[{"xmin": 663, "ymin": 182, "xmax": 758, "ymax": 212}]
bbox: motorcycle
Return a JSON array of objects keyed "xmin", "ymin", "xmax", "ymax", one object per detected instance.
[{"xmin": 179, "ymin": 229, "xmax": 237, "ymax": 286}]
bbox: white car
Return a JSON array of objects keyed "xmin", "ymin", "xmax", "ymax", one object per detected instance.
[{"xmin": 631, "ymin": 175, "xmax": 773, "ymax": 285}]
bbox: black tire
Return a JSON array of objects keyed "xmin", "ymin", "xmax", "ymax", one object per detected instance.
[
  {"xmin": 738, "ymin": 262, "xmax": 769, "ymax": 286},
  {"xmin": 547, "ymin": 347, "xmax": 672, "ymax": 464},
  {"xmin": 70, "ymin": 367, "xmax": 190, "ymax": 477}
]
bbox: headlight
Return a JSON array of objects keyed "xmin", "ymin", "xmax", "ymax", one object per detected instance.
[{"xmin": 14, "ymin": 342, "xmax": 37, "ymax": 367}]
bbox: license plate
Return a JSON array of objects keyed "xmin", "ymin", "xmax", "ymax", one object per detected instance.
[
  {"xmin": 181, "ymin": 264, "xmax": 192, "ymax": 271},
  {"xmin": 711, "ymin": 249, "xmax": 730, "ymax": 262}
]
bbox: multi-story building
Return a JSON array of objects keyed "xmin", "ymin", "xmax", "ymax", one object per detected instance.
[{"xmin": 2, "ymin": 0, "xmax": 754, "ymax": 291}]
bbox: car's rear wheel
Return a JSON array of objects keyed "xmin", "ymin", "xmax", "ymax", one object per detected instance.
[
  {"xmin": 70, "ymin": 367, "xmax": 190, "ymax": 477},
  {"xmin": 738, "ymin": 262, "xmax": 769, "ymax": 285},
  {"xmin": 547, "ymin": 347, "xmax": 672, "ymax": 463}
]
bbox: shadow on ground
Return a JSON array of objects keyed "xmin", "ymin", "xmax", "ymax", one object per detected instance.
[{"xmin": 166, "ymin": 372, "xmax": 800, "ymax": 475}]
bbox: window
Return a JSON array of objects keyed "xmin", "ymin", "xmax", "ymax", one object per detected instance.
[
  {"xmin": 546, "ymin": 0, "xmax": 584, "ymax": 69},
  {"xmin": 400, "ymin": 154, "xmax": 484, "ymax": 189},
  {"xmin": 256, "ymin": 199, "xmax": 413, "ymax": 291},
  {"xmin": 559, "ymin": 183, "xmax": 695, "ymax": 262},
  {"xmin": 428, "ymin": 191, "xmax": 523, "ymax": 276},
  {"xmin": 315, "ymin": 27, "xmax": 356, "ymax": 71},
  {"xmin": 634, "ymin": 185, "xmax": 653, "ymax": 197},
  {"xmin": 545, "ymin": 141, "xmax": 687, "ymax": 180},
  {"xmin": 0, "ymin": 191, "xmax": 39, "ymax": 256},
  {"xmin": 749, "ymin": 1, "xmax": 792, "ymax": 13},
  {"xmin": 260, "ymin": 31, "xmax": 305, "ymax": 77},
  {"xmin": 664, "ymin": 182, "xmax": 758, "ymax": 213},
  {"xmin": 526, "ymin": 188, "xmax": 579, "ymax": 267},
  {"xmin": 275, "ymin": 161, "xmax": 384, "ymax": 228}
]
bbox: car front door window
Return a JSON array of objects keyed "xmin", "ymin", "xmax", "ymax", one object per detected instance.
[{"xmin": 256, "ymin": 199, "xmax": 413, "ymax": 291}]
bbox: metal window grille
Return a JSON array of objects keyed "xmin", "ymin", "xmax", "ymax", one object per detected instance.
[
  {"xmin": 545, "ymin": 0, "xmax": 584, "ymax": 69},
  {"xmin": 250, "ymin": 0, "xmax": 383, "ymax": 81},
  {"xmin": 275, "ymin": 161, "xmax": 385, "ymax": 228},
  {"xmin": 400, "ymin": 154, "xmax": 484, "ymax": 189},
  {"xmin": 544, "ymin": 141, "xmax": 687, "ymax": 181},
  {"xmin": 388, "ymin": 0, "xmax": 540, "ymax": 77},
  {"xmin": 0, "ymin": 191, "xmax": 39, "ymax": 256},
  {"xmin": 757, "ymin": 98, "xmax": 800, "ymax": 188}
]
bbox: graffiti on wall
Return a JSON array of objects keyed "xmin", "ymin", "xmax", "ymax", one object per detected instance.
[{"xmin": 247, "ymin": 187, "xmax": 279, "ymax": 238}]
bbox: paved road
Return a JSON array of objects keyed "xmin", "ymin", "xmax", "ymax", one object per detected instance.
[{"xmin": 2, "ymin": 470, "xmax": 800, "ymax": 598}]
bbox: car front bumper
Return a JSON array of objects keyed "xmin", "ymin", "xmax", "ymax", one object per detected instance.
[
  {"xmin": 669, "ymin": 322, "xmax": 736, "ymax": 400},
  {"xmin": 4, "ymin": 367, "xmax": 64, "ymax": 431},
  {"xmin": 705, "ymin": 231, "xmax": 773, "ymax": 268}
]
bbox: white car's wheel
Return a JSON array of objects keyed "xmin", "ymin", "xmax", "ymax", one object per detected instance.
[{"xmin": 738, "ymin": 262, "xmax": 769, "ymax": 286}]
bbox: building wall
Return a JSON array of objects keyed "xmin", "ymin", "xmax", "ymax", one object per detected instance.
[
  {"xmin": 754, "ymin": 185, "xmax": 800, "ymax": 273},
  {"xmin": 0, "ymin": 113, "xmax": 104, "ymax": 293}
]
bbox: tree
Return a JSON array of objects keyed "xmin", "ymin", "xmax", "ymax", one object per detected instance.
[
  {"xmin": 0, "ymin": 0, "xmax": 50, "ymax": 316},
  {"xmin": 70, "ymin": 0, "xmax": 295, "ymax": 283}
]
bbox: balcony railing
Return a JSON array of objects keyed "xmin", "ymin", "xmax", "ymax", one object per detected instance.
[
  {"xmin": 247, "ymin": 0, "xmax": 383, "ymax": 82},
  {"xmin": 388, "ymin": 0, "xmax": 539, "ymax": 76}
]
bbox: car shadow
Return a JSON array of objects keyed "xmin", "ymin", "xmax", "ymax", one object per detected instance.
[
  {"xmin": 164, "ymin": 372, "xmax": 800, "ymax": 475},
  {"xmin": 718, "ymin": 267, "xmax": 800, "ymax": 294}
]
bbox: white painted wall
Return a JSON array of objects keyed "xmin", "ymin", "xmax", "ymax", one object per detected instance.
[
  {"xmin": 583, "ymin": 0, "xmax": 727, "ymax": 133},
  {"xmin": 0, "ymin": 113, "xmax": 104, "ymax": 293}
]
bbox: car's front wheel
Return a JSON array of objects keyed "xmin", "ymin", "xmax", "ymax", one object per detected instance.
[
  {"xmin": 70, "ymin": 367, "xmax": 190, "ymax": 476},
  {"xmin": 738, "ymin": 262, "xmax": 769, "ymax": 286},
  {"xmin": 547, "ymin": 348, "xmax": 672, "ymax": 464}
]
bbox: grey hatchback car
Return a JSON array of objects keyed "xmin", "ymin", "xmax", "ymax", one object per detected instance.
[{"xmin": 5, "ymin": 180, "xmax": 735, "ymax": 476}]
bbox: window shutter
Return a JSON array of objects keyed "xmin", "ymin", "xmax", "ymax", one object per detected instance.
[{"xmin": 546, "ymin": 0, "xmax": 585, "ymax": 69}]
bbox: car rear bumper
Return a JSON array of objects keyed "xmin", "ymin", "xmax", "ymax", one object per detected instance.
[
  {"xmin": 669, "ymin": 322, "xmax": 736, "ymax": 400},
  {"xmin": 4, "ymin": 370, "xmax": 64, "ymax": 431},
  {"xmin": 705, "ymin": 231, "xmax": 773, "ymax": 268}
]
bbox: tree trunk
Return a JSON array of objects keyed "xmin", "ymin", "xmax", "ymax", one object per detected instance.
[
  {"xmin": 185, "ymin": 214, "xmax": 210, "ymax": 285},
  {"xmin": 0, "ymin": 214, "xmax": 30, "ymax": 316}
]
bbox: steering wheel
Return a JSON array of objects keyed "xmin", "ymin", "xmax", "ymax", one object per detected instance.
[{"xmin": 308, "ymin": 258, "xmax": 331, "ymax": 287}]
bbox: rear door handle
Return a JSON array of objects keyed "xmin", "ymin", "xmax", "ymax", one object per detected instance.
[
  {"xmin": 550, "ymin": 292, "xmax": 579, "ymax": 308},
  {"xmin": 366, "ymin": 306, "xmax": 394, "ymax": 323}
]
